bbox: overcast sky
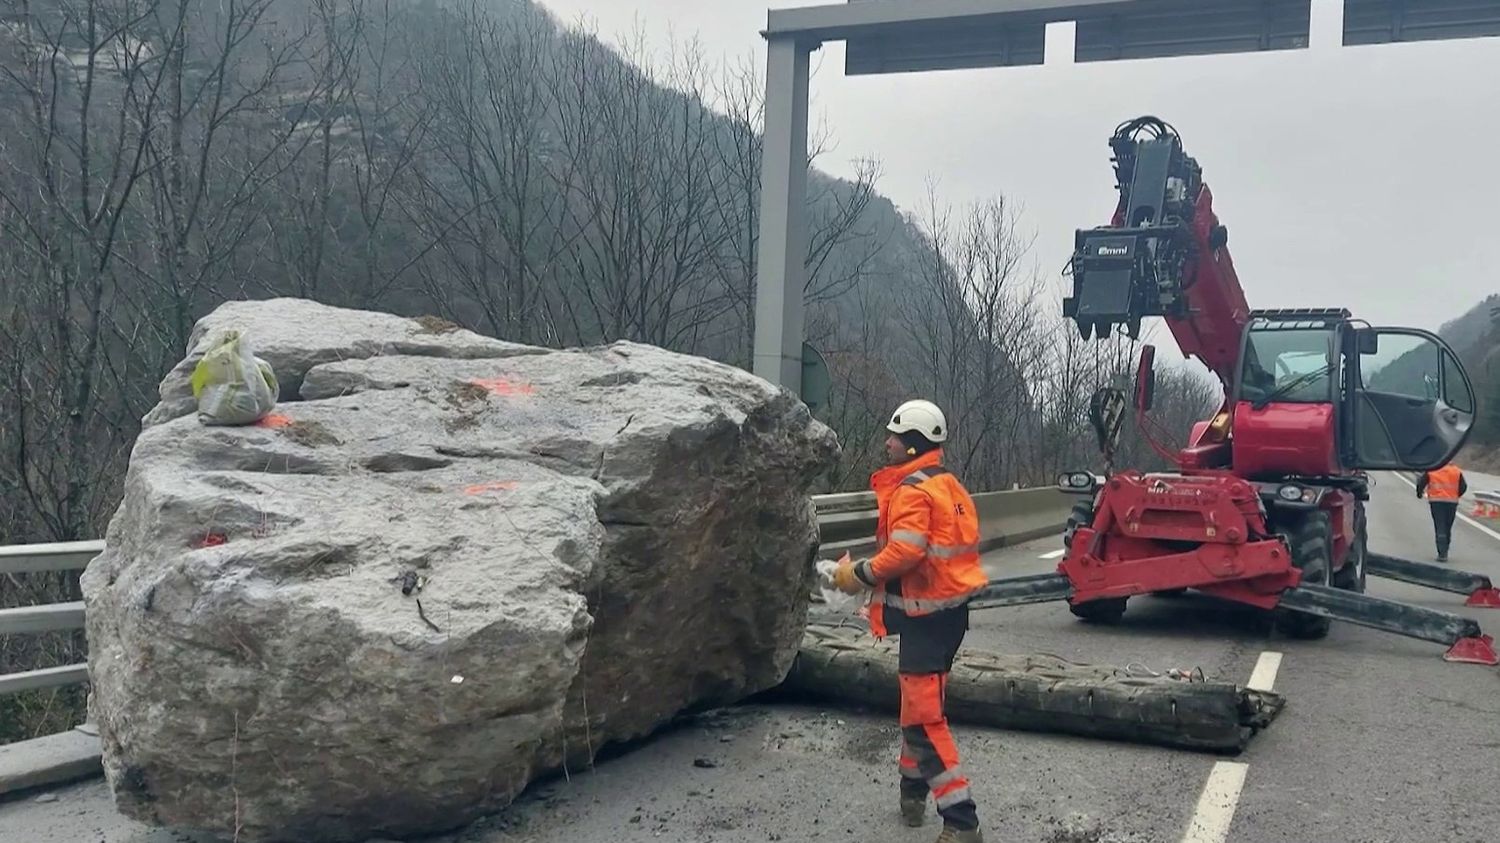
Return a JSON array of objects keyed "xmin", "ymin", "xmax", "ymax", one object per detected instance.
[{"xmin": 535, "ymin": 0, "xmax": 1500, "ymax": 359}]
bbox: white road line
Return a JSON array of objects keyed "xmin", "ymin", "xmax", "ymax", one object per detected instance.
[
  {"xmin": 1392, "ymin": 473, "xmax": 1500, "ymax": 543},
  {"xmin": 1039, "ymin": 548, "xmax": 1066, "ymax": 559},
  {"xmin": 1245, "ymin": 651, "xmax": 1283, "ymax": 693},
  {"xmin": 1180, "ymin": 473, "xmax": 1486, "ymax": 843},
  {"xmin": 1182, "ymin": 762, "xmax": 1250, "ymax": 843},
  {"xmin": 1179, "ymin": 649, "xmax": 1281, "ymax": 842}
]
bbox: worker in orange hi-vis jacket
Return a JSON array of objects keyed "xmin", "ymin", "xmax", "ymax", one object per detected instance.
[
  {"xmin": 1417, "ymin": 462, "xmax": 1468, "ymax": 562},
  {"xmin": 832, "ymin": 399, "xmax": 988, "ymax": 843}
]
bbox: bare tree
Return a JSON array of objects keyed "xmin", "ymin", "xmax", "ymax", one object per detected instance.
[
  {"xmin": 543, "ymin": 26, "xmax": 734, "ymax": 352},
  {"xmin": 701, "ymin": 53, "xmax": 763, "ymax": 366},
  {"xmin": 0, "ymin": 0, "xmax": 164, "ymax": 542},
  {"xmin": 0, "ymin": 0, "xmax": 167, "ymax": 744},
  {"xmin": 117, "ymin": 0, "xmax": 328, "ymax": 360},
  {"xmin": 260, "ymin": 0, "xmax": 435, "ymax": 311},
  {"xmin": 338, "ymin": 0, "xmax": 435, "ymax": 307},
  {"xmin": 818, "ymin": 278, "xmax": 907, "ymax": 489},
  {"xmin": 262, "ymin": 0, "xmax": 366, "ymax": 303},
  {"xmin": 896, "ymin": 190, "xmax": 1052, "ymax": 489},
  {"xmin": 1021, "ymin": 318, "xmax": 1133, "ymax": 478},
  {"xmin": 412, "ymin": 0, "xmax": 577, "ymax": 344},
  {"xmin": 701, "ymin": 52, "xmax": 886, "ymax": 368}
]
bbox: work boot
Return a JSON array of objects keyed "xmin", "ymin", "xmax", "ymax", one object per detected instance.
[
  {"xmin": 900, "ymin": 794, "xmax": 927, "ymax": 827},
  {"xmin": 934, "ymin": 824, "xmax": 984, "ymax": 843}
]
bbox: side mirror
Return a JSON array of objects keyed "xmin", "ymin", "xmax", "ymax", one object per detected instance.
[
  {"xmin": 1134, "ymin": 344, "xmax": 1157, "ymax": 413},
  {"xmin": 1356, "ymin": 328, "xmax": 1379, "ymax": 355}
]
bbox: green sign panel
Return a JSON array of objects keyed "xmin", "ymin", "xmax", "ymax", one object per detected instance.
[{"xmin": 801, "ymin": 342, "xmax": 831, "ymax": 412}]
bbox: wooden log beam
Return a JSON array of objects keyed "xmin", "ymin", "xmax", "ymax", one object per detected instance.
[{"xmin": 776, "ymin": 623, "xmax": 1285, "ymax": 754}]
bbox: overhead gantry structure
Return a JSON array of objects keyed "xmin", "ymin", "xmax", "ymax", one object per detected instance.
[{"xmin": 751, "ymin": 0, "xmax": 1500, "ymax": 397}]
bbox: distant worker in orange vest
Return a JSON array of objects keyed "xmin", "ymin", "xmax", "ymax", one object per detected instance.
[
  {"xmin": 832, "ymin": 399, "xmax": 989, "ymax": 843},
  {"xmin": 1416, "ymin": 462, "xmax": 1468, "ymax": 562}
]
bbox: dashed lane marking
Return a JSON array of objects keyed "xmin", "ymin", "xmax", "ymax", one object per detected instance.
[
  {"xmin": 1182, "ymin": 762, "xmax": 1250, "ymax": 843},
  {"xmin": 1246, "ymin": 651, "xmax": 1283, "ymax": 693},
  {"xmin": 1039, "ymin": 549, "xmax": 1066, "ymax": 559},
  {"xmin": 1180, "ymin": 650, "xmax": 1282, "ymax": 842}
]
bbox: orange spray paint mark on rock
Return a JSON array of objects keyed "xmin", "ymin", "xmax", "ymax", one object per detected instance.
[
  {"xmin": 257, "ymin": 413, "xmax": 294, "ymax": 428},
  {"xmin": 467, "ymin": 378, "xmax": 535, "ymax": 397},
  {"xmin": 464, "ymin": 481, "xmax": 519, "ymax": 495}
]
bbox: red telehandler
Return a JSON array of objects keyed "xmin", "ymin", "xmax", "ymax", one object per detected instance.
[{"xmin": 975, "ymin": 116, "xmax": 1500, "ymax": 665}]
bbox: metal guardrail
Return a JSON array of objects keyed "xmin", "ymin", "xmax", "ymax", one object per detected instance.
[
  {"xmin": 0, "ymin": 540, "xmax": 100, "ymax": 698},
  {"xmin": 0, "ymin": 603, "xmax": 87, "ymax": 636},
  {"xmin": 1476, "ymin": 490, "xmax": 1500, "ymax": 500},
  {"xmin": 0, "ymin": 488, "xmax": 1071, "ymax": 699},
  {"xmin": 0, "ymin": 664, "xmax": 91, "ymax": 697},
  {"xmin": 0, "ymin": 540, "xmax": 105, "ymax": 576}
]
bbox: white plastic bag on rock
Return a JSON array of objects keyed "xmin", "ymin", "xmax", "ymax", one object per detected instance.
[
  {"xmin": 815, "ymin": 555, "xmax": 868, "ymax": 615},
  {"xmin": 190, "ymin": 329, "xmax": 279, "ymax": 425}
]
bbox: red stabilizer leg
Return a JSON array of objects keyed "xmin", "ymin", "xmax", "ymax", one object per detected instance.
[
  {"xmin": 1465, "ymin": 588, "xmax": 1500, "ymax": 608},
  {"xmin": 1443, "ymin": 634, "xmax": 1498, "ymax": 665}
]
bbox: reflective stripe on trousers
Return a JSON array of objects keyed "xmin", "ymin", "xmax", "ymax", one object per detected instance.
[
  {"xmin": 899, "ymin": 737, "xmax": 923, "ymax": 780},
  {"xmin": 898, "ymin": 673, "xmax": 979, "ymax": 830}
]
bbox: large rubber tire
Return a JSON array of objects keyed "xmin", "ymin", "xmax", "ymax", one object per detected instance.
[
  {"xmin": 1063, "ymin": 498, "xmax": 1094, "ymax": 552},
  {"xmin": 1070, "ymin": 597, "xmax": 1128, "ymax": 623},
  {"xmin": 1275, "ymin": 510, "xmax": 1334, "ymax": 640},
  {"xmin": 1062, "ymin": 497, "xmax": 1128, "ymax": 622},
  {"xmin": 1332, "ymin": 502, "xmax": 1368, "ymax": 594}
]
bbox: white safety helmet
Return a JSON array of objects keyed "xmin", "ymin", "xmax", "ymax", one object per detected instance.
[{"xmin": 886, "ymin": 399, "xmax": 947, "ymax": 443}]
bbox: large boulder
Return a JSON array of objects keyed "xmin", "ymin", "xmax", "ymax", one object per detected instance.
[{"xmin": 81, "ymin": 298, "xmax": 839, "ymax": 842}]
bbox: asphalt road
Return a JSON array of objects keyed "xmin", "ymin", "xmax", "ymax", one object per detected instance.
[{"xmin": 5, "ymin": 473, "xmax": 1499, "ymax": 842}]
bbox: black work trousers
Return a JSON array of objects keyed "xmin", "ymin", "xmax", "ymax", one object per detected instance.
[{"xmin": 1430, "ymin": 501, "xmax": 1459, "ymax": 558}]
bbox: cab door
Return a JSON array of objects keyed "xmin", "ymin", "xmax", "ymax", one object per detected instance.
[{"xmin": 1346, "ymin": 328, "xmax": 1475, "ymax": 471}]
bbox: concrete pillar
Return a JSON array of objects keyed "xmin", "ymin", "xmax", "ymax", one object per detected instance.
[{"xmin": 752, "ymin": 36, "xmax": 813, "ymax": 393}]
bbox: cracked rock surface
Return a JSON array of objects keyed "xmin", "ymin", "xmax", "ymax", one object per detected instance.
[{"xmin": 80, "ymin": 298, "xmax": 839, "ymax": 843}]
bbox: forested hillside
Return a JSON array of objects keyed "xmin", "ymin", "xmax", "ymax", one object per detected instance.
[
  {"xmin": 1437, "ymin": 295, "xmax": 1500, "ymax": 467},
  {"xmin": 0, "ymin": 0, "xmax": 1217, "ymax": 741},
  {"xmin": 1368, "ymin": 294, "xmax": 1500, "ymax": 470}
]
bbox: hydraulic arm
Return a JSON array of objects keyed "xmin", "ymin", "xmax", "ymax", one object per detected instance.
[{"xmin": 1063, "ymin": 117, "xmax": 1252, "ymax": 389}]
